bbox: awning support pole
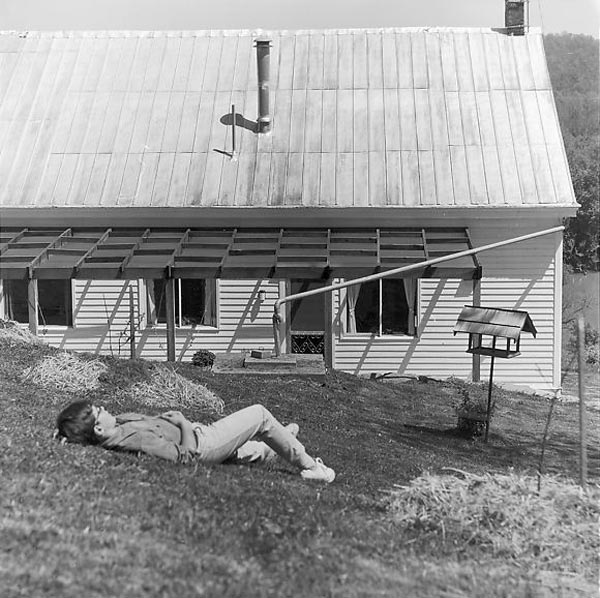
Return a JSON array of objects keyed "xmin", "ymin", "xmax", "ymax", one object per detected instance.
[
  {"xmin": 272, "ymin": 226, "xmax": 565, "ymax": 357},
  {"xmin": 27, "ymin": 278, "xmax": 38, "ymax": 336},
  {"xmin": 165, "ymin": 279, "xmax": 176, "ymax": 362}
]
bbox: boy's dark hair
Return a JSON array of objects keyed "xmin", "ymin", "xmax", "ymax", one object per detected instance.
[{"xmin": 56, "ymin": 400, "xmax": 99, "ymax": 445}]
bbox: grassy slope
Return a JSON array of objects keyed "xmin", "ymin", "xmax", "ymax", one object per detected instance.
[{"xmin": 1, "ymin": 338, "xmax": 598, "ymax": 598}]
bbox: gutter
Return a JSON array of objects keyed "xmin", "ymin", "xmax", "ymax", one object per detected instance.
[{"xmin": 272, "ymin": 225, "xmax": 565, "ymax": 356}]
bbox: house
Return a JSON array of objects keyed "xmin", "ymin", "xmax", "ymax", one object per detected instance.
[{"xmin": 0, "ymin": 11, "xmax": 578, "ymax": 392}]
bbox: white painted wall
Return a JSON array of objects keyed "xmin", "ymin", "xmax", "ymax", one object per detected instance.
[
  {"xmin": 30, "ymin": 217, "xmax": 562, "ymax": 391},
  {"xmin": 333, "ymin": 219, "xmax": 561, "ymax": 391}
]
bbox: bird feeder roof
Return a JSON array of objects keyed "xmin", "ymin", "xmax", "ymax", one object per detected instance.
[{"xmin": 453, "ymin": 305, "xmax": 537, "ymax": 340}]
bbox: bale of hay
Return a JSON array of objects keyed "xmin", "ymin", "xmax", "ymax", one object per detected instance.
[
  {"xmin": 21, "ymin": 352, "xmax": 108, "ymax": 392},
  {"xmin": 124, "ymin": 364, "xmax": 224, "ymax": 415},
  {"xmin": 388, "ymin": 470, "xmax": 599, "ymax": 576},
  {"xmin": 0, "ymin": 319, "xmax": 44, "ymax": 345}
]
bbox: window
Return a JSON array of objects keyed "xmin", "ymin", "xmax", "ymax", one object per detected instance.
[
  {"xmin": 147, "ymin": 279, "xmax": 217, "ymax": 327},
  {"xmin": 2, "ymin": 279, "xmax": 73, "ymax": 327},
  {"xmin": 346, "ymin": 278, "xmax": 417, "ymax": 336}
]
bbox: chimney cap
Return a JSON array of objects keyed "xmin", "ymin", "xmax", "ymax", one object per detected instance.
[{"xmin": 254, "ymin": 38, "xmax": 272, "ymax": 46}]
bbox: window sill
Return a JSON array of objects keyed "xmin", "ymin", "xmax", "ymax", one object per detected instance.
[
  {"xmin": 341, "ymin": 332, "xmax": 417, "ymax": 341},
  {"xmin": 145, "ymin": 324, "xmax": 219, "ymax": 333}
]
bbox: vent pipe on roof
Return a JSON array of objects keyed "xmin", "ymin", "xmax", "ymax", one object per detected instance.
[
  {"xmin": 505, "ymin": 0, "xmax": 528, "ymax": 35},
  {"xmin": 255, "ymin": 38, "xmax": 272, "ymax": 133}
]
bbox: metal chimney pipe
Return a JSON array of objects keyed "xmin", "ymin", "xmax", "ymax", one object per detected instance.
[
  {"xmin": 505, "ymin": 0, "xmax": 528, "ymax": 35},
  {"xmin": 255, "ymin": 38, "xmax": 271, "ymax": 133}
]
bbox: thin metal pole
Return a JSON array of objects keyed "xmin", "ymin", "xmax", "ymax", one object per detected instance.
[
  {"xmin": 484, "ymin": 337, "xmax": 496, "ymax": 443},
  {"xmin": 231, "ymin": 104, "xmax": 236, "ymax": 156},
  {"xmin": 577, "ymin": 316, "xmax": 588, "ymax": 488},
  {"xmin": 275, "ymin": 226, "xmax": 565, "ymax": 310}
]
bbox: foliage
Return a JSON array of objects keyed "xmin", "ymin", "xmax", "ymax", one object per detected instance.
[
  {"xmin": 453, "ymin": 384, "xmax": 495, "ymax": 438},
  {"xmin": 567, "ymin": 322, "xmax": 600, "ymax": 366},
  {"xmin": 192, "ymin": 348, "xmax": 216, "ymax": 368},
  {"xmin": 544, "ymin": 33, "xmax": 600, "ymax": 273}
]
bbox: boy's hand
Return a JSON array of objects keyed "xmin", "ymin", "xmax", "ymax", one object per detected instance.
[{"xmin": 160, "ymin": 410, "xmax": 187, "ymax": 426}]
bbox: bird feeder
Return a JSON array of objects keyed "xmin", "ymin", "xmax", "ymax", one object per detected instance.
[{"xmin": 453, "ymin": 305, "xmax": 537, "ymax": 441}]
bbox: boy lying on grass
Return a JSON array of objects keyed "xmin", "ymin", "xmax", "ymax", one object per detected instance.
[{"xmin": 55, "ymin": 401, "xmax": 335, "ymax": 483}]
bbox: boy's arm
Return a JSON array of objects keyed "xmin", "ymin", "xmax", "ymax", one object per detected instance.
[
  {"xmin": 105, "ymin": 429, "xmax": 195, "ymax": 463},
  {"xmin": 160, "ymin": 411, "xmax": 196, "ymax": 452}
]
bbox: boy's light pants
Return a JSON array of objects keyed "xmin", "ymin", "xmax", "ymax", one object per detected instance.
[{"xmin": 193, "ymin": 404, "xmax": 315, "ymax": 469}]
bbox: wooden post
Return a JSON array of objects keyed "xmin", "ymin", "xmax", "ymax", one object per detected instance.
[
  {"xmin": 577, "ymin": 316, "xmax": 588, "ymax": 488},
  {"xmin": 472, "ymin": 278, "xmax": 481, "ymax": 382},
  {"xmin": 27, "ymin": 278, "xmax": 39, "ymax": 336},
  {"xmin": 484, "ymin": 337, "xmax": 496, "ymax": 443},
  {"xmin": 165, "ymin": 278, "xmax": 176, "ymax": 362},
  {"xmin": 273, "ymin": 304, "xmax": 283, "ymax": 357},
  {"xmin": 323, "ymin": 282, "xmax": 334, "ymax": 370},
  {"xmin": 129, "ymin": 285, "xmax": 136, "ymax": 360}
]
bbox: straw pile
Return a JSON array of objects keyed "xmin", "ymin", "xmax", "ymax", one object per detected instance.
[
  {"xmin": 0, "ymin": 319, "xmax": 44, "ymax": 345},
  {"xmin": 389, "ymin": 470, "xmax": 599, "ymax": 574},
  {"xmin": 21, "ymin": 352, "xmax": 108, "ymax": 392},
  {"xmin": 125, "ymin": 365, "xmax": 224, "ymax": 414}
]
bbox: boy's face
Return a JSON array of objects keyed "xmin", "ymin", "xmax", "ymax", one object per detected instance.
[{"xmin": 92, "ymin": 405, "xmax": 117, "ymax": 440}]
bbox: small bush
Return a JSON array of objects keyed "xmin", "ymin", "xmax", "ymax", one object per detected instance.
[
  {"xmin": 449, "ymin": 380, "xmax": 496, "ymax": 438},
  {"xmin": 567, "ymin": 322, "xmax": 599, "ymax": 365},
  {"xmin": 192, "ymin": 349, "xmax": 216, "ymax": 368}
]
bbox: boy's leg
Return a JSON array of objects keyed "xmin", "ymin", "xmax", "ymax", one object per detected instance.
[
  {"xmin": 233, "ymin": 423, "xmax": 299, "ymax": 464},
  {"xmin": 194, "ymin": 404, "xmax": 315, "ymax": 469}
]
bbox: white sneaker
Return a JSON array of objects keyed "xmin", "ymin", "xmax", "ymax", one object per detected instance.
[{"xmin": 300, "ymin": 457, "xmax": 335, "ymax": 483}]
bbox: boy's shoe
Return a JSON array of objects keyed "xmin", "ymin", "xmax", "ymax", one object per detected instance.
[{"xmin": 300, "ymin": 458, "xmax": 335, "ymax": 483}]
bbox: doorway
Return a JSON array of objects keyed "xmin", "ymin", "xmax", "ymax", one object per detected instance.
[{"xmin": 289, "ymin": 279, "xmax": 325, "ymax": 354}]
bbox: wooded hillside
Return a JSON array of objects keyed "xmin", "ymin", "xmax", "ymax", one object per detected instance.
[{"xmin": 544, "ymin": 33, "xmax": 599, "ymax": 272}]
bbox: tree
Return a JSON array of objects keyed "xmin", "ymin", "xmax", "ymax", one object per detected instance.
[{"xmin": 544, "ymin": 33, "xmax": 599, "ymax": 272}]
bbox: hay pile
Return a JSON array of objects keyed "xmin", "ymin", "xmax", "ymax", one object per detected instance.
[
  {"xmin": 0, "ymin": 319, "xmax": 44, "ymax": 345},
  {"xmin": 21, "ymin": 352, "xmax": 108, "ymax": 392},
  {"xmin": 124, "ymin": 365, "xmax": 224, "ymax": 415},
  {"xmin": 389, "ymin": 470, "xmax": 599, "ymax": 575}
]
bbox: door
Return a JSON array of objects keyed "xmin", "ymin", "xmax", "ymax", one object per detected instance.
[{"xmin": 289, "ymin": 279, "xmax": 325, "ymax": 354}]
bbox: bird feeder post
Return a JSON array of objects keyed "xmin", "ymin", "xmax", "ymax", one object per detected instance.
[
  {"xmin": 454, "ymin": 305, "xmax": 537, "ymax": 442},
  {"xmin": 484, "ymin": 337, "xmax": 497, "ymax": 443}
]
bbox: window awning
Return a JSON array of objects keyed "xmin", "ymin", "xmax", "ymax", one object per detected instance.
[{"xmin": 0, "ymin": 227, "xmax": 481, "ymax": 280}]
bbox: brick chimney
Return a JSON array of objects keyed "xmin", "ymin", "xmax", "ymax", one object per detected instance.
[
  {"xmin": 505, "ymin": 0, "xmax": 528, "ymax": 35},
  {"xmin": 255, "ymin": 38, "xmax": 271, "ymax": 133}
]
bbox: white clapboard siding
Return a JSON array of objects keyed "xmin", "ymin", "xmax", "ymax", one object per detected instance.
[
  {"xmin": 333, "ymin": 220, "xmax": 559, "ymax": 390},
  {"xmin": 35, "ymin": 219, "xmax": 560, "ymax": 390},
  {"xmin": 43, "ymin": 279, "xmax": 279, "ymax": 360}
]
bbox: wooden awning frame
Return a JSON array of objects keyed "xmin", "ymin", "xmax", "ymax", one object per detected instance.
[{"xmin": 0, "ymin": 226, "xmax": 482, "ymax": 281}]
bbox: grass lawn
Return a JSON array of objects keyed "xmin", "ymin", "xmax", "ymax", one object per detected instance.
[{"xmin": 1, "ymin": 333, "xmax": 598, "ymax": 598}]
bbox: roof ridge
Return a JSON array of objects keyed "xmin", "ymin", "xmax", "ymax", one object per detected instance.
[{"xmin": 0, "ymin": 26, "xmax": 543, "ymax": 38}]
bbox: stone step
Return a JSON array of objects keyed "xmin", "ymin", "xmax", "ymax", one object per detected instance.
[{"xmin": 243, "ymin": 355, "xmax": 298, "ymax": 371}]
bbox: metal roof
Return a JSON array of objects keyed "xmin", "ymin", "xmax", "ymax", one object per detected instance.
[
  {"xmin": 453, "ymin": 305, "xmax": 537, "ymax": 339},
  {"xmin": 0, "ymin": 28, "xmax": 575, "ymax": 210},
  {"xmin": 0, "ymin": 226, "xmax": 480, "ymax": 280}
]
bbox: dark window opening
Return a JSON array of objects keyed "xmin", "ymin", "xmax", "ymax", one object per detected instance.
[
  {"xmin": 150, "ymin": 279, "xmax": 216, "ymax": 327},
  {"xmin": 3, "ymin": 279, "xmax": 73, "ymax": 327},
  {"xmin": 350, "ymin": 279, "xmax": 415, "ymax": 336}
]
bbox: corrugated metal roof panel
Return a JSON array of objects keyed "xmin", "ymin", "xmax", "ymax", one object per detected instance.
[{"xmin": 0, "ymin": 28, "xmax": 576, "ymax": 210}]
